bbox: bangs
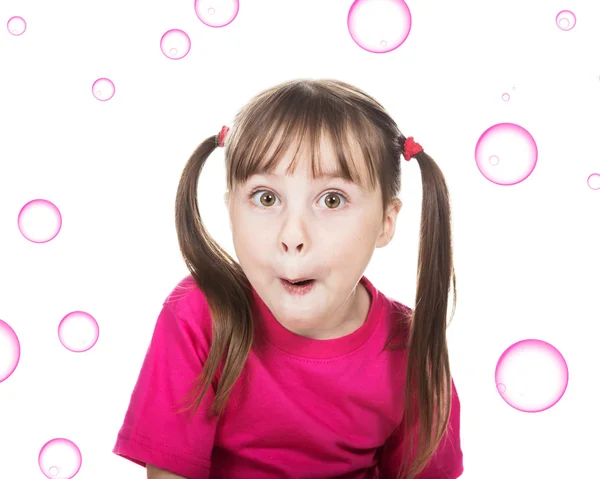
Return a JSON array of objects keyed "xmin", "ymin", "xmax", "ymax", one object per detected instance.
[{"xmin": 226, "ymin": 81, "xmax": 382, "ymax": 192}]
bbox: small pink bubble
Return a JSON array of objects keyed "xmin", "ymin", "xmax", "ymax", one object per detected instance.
[
  {"xmin": 7, "ymin": 16, "xmax": 26, "ymax": 36},
  {"xmin": 475, "ymin": 122, "xmax": 538, "ymax": 185},
  {"xmin": 18, "ymin": 199, "xmax": 62, "ymax": 243},
  {"xmin": 0, "ymin": 320, "xmax": 20, "ymax": 383},
  {"xmin": 92, "ymin": 78, "xmax": 115, "ymax": 101},
  {"xmin": 160, "ymin": 29, "xmax": 191, "ymax": 60},
  {"xmin": 587, "ymin": 173, "xmax": 600, "ymax": 190},
  {"xmin": 495, "ymin": 339, "xmax": 568, "ymax": 413},
  {"xmin": 38, "ymin": 438, "xmax": 82, "ymax": 479},
  {"xmin": 195, "ymin": 0, "xmax": 240, "ymax": 28},
  {"xmin": 556, "ymin": 10, "xmax": 576, "ymax": 31},
  {"xmin": 58, "ymin": 312, "xmax": 99, "ymax": 353},
  {"xmin": 502, "ymin": 93, "xmax": 510, "ymax": 101},
  {"xmin": 348, "ymin": 0, "xmax": 412, "ymax": 53}
]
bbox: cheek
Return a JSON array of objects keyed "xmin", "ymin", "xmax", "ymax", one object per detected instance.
[
  {"xmin": 331, "ymin": 235, "xmax": 367, "ymax": 256},
  {"xmin": 326, "ymin": 225, "xmax": 375, "ymax": 256},
  {"xmin": 234, "ymin": 227, "xmax": 268, "ymax": 258},
  {"xmin": 229, "ymin": 209, "xmax": 256, "ymax": 236}
]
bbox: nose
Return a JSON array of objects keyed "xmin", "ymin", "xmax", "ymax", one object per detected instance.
[{"xmin": 280, "ymin": 220, "xmax": 310, "ymax": 255}]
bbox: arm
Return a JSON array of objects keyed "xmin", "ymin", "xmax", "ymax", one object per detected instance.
[
  {"xmin": 112, "ymin": 299, "xmax": 217, "ymax": 479},
  {"xmin": 378, "ymin": 378, "xmax": 463, "ymax": 479},
  {"xmin": 147, "ymin": 464, "xmax": 189, "ymax": 479}
]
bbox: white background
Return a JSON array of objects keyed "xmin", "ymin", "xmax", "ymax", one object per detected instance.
[{"xmin": 1, "ymin": 0, "xmax": 599, "ymax": 477}]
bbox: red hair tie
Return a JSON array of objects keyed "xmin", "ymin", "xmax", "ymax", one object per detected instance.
[
  {"xmin": 218, "ymin": 125, "xmax": 230, "ymax": 147},
  {"xmin": 403, "ymin": 136, "xmax": 423, "ymax": 161}
]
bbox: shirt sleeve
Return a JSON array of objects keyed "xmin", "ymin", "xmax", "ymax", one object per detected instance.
[
  {"xmin": 377, "ymin": 378, "xmax": 463, "ymax": 479},
  {"xmin": 112, "ymin": 301, "xmax": 218, "ymax": 479}
]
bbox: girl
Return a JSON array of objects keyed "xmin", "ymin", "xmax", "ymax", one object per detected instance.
[{"xmin": 113, "ymin": 78, "xmax": 463, "ymax": 479}]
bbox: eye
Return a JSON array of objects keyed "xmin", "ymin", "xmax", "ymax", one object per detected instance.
[{"xmin": 248, "ymin": 189, "xmax": 349, "ymax": 209}]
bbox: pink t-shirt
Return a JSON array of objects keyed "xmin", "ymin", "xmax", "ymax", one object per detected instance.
[{"xmin": 113, "ymin": 274, "xmax": 463, "ymax": 478}]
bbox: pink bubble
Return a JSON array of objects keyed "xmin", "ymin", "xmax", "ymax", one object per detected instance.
[
  {"xmin": 17, "ymin": 199, "xmax": 62, "ymax": 244},
  {"xmin": 348, "ymin": 0, "xmax": 412, "ymax": 54},
  {"xmin": 495, "ymin": 339, "xmax": 568, "ymax": 413},
  {"xmin": 91, "ymin": 78, "xmax": 115, "ymax": 101},
  {"xmin": 502, "ymin": 93, "xmax": 510, "ymax": 101},
  {"xmin": 160, "ymin": 29, "xmax": 191, "ymax": 60},
  {"xmin": 587, "ymin": 173, "xmax": 600, "ymax": 190},
  {"xmin": 195, "ymin": 0, "xmax": 240, "ymax": 28},
  {"xmin": 475, "ymin": 122, "xmax": 538, "ymax": 185},
  {"xmin": 556, "ymin": 10, "xmax": 576, "ymax": 31},
  {"xmin": 58, "ymin": 312, "xmax": 99, "ymax": 353},
  {"xmin": 38, "ymin": 438, "xmax": 82, "ymax": 479},
  {"xmin": 7, "ymin": 16, "xmax": 27, "ymax": 36},
  {"xmin": 0, "ymin": 320, "xmax": 20, "ymax": 383}
]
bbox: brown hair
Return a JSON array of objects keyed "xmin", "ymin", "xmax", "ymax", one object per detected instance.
[{"xmin": 173, "ymin": 78, "xmax": 457, "ymax": 479}]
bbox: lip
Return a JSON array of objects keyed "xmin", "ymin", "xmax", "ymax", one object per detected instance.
[
  {"xmin": 279, "ymin": 278, "xmax": 316, "ymax": 295},
  {"xmin": 282, "ymin": 277, "xmax": 313, "ymax": 283}
]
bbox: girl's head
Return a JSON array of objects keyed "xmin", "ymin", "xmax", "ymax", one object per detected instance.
[
  {"xmin": 174, "ymin": 78, "xmax": 457, "ymax": 479},
  {"xmin": 222, "ymin": 80, "xmax": 403, "ymax": 339}
]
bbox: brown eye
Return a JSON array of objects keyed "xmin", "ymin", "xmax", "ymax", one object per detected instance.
[
  {"xmin": 259, "ymin": 192, "xmax": 276, "ymax": 207},
  {"xmin": 323, "ymin": 193, "xmax": 340, "ymax": 209}
]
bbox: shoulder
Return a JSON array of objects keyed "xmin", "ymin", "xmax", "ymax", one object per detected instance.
[
  {"xmin": 382, "ymin": 296, "xmax": 413, "ymax": 348},
  {"xmin": 367, "ymin": 277, "xmax": 412, "ymax": 326},
  {"xmin": 389, "ymin": 298, "xmax": 412, "ymax": 320},
  {"xmin": 163, "ymin": 274, "xmax": 206, "ymax": 313},
  {"xmin": 162, "ymin": 274, "xmax": 213, "ymax": 341}
]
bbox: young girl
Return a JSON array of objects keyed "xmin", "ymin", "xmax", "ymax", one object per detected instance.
[{"xmin": 112, "ymin": 79, "xmax": 463, "ymax": 479}]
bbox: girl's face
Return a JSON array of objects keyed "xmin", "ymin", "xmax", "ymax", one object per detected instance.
[{"xmin": 225, "ymin": 135, "xmax": 401, "ymax": 339}]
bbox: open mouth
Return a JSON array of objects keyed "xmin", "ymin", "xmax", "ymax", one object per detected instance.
[
  {"xmin": 279, "ymin": 277, "xmax": 316, "ymax": 295},
  {"xmin": 284, "ymin": 279, "xmax": 314, "ymax": 286}
]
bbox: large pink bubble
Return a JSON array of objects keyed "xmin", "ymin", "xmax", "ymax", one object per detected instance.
[
  {"xmin": 17, "ymin": 199, "xmax": 62, "ymax": 243},
  {"xmin": 348, "ymin": 0, "xmax": 412, "ymax": 53},
  {"xmin": 587, "ymin": 173, "xmax": 600, "ymax": 190},
  {"xmin": 556, "ymin": 10, "xmax": 576, "ymax": 31},
  {"xmin": 475, "ymin": 122, "xmax": 538, "ymax": 185},
  {"xmin": 91, "ymin": 78, "xmax": 115, "ymax": 101},
  {"xmin": 0, "ymin": 320, "xmax": 20, "ymax": 383},
  {"xmin": 495, "ymin": 339, "xmax": 568, "ymax": 413},
  {"xmin": 38, "ymin": 438, "xmax": 82, "ymax": 479},
  {"xmin": 7, "ymin": 16, "xmax": 26, "ymax": 36},
  {"xmin": 58, "ymin": 312, "xmax": 100, "ymax": 353},
  {"xmin": 195, "ymin": 0, "xmax": 240, "ymax": 28},
  {"xmin": 160, "ymin": 29, "xmax": 191, "ymax": 60}
]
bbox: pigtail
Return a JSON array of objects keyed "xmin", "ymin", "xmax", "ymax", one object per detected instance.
[
  {"xmin": 173, "ymin": 134, "xmax": 255, "ymax": 418},
  {"xmin": 396, "ymin": 136, "xmax": 457, "ymax": 479}
]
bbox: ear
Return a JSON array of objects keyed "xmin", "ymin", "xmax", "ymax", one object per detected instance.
[
  {"xmin": 376, "ymin": 198, "xmax": 402, "ymax": 248},
  {"xmin": 224, "ymin": 191, "xmax": 230, "ymax": 208}
]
